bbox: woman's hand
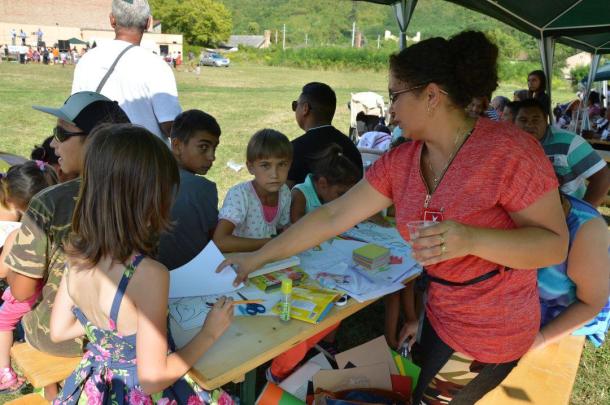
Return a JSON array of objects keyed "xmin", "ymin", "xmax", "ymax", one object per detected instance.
[
  {"xmin": 201, "ymin": 296, "xmax": 234, "ymax": 341},
  {"xmin": 397, "ymin": 319, "xmax": 419, "ymax": 350},
  {"xmin": 216, "ymin": 252, "xmax": 267, "ymax": 286},
  {"xmin": 411, "ymin": 220, "xmax": 474, "ymax": 266}
]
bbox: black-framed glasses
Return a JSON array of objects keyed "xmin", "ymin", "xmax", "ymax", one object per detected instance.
[
  {"xmin": 388, "ymin": 84, "xmax": 427, "ymax": 105},
  {"xmin": 53, "ymin": 126, "xmax": 86, "ymax": 143},
  {"xmin": 388, "ymin": 84, "xmax": 448, "ymax": 105}
]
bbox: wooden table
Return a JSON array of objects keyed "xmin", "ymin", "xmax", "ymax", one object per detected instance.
[
  {"xmin": 171, "ymin": 297, "xmax": 376, "ymax": 400},
  {"xmin": 478, "ymin": 335, "xmax": 585, "ymax": 405},
  {"xmin": 587, "ymin": 138, "xmax": 610, "ymax": 148}
]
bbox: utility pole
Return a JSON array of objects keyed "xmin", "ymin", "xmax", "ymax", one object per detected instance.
[
  {"xmin": 351, "ymin": 21, "xmax": 356, "ymax": 47},
  {"xmin": 282, "ymin": 24, "xmax": 286, "ymax": 50},
  {"xmin": 305, "ymin": 33, "xmax": 308, "ymax": 46},
  {"xmin": 377, "ymin": 34, "xmax": 380, "ymax": 49}
]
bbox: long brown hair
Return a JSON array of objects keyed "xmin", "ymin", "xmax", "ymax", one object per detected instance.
[{"xmin": 67, "ymin": 124, "xmax": 179, "ymax": 267}]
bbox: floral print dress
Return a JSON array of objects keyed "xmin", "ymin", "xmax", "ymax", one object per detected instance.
[{"xmin": 54, "ymin": 255, "xmax": 234, "ymax": 405}]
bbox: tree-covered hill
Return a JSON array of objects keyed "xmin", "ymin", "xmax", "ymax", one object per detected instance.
[{"xmin": 219, "ymin": 0, "xmax": 538, "ymax": 55}]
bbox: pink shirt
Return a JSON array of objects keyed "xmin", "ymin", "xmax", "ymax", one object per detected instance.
[
  {"xmin": 366, "ymin": 118, "xmax": 558, "ymax": 363},
  {"xmin": 262, "ymin": 204, "xmax": 279, "ymax": 223}
]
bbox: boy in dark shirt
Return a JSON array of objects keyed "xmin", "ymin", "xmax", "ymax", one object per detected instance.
[{"xmin": 158, "ymin": 110, "xmax": 221, "ymax": 269}]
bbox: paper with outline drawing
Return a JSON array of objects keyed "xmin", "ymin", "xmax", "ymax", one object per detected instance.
[
  {"xmin": 169, "ymin": 287, "xmax": 279, "ymax": 330},
  {"xmin": 169, "ymin": 241, "xmax": 243, "ymax": 298}
]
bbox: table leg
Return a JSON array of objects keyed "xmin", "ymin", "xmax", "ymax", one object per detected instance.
[{"xmin": 240, "ymin": 369, "xmax": 257, "ymax": 405}]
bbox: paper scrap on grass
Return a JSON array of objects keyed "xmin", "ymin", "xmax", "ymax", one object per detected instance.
[
  {"xmin": 169, "ymin": 241, "xmax": 243, "ymax": 298},
  {"xmin": 0, "ymin": 221, "xmax": 21, "ymax": 247}
]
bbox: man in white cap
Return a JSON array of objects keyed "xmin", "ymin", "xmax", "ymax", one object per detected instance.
[
  {"xmin": 5, "ymin": 92, "xmax": 129, "ymax": 373},
  {"xmin": 71, "ymin": 0, "xmax": 181, "ymax": 143}
]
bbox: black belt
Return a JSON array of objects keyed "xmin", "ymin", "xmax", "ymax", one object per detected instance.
[{"xmin": 416, "ymin": 267, "xmax": 510, "ymax": 290}]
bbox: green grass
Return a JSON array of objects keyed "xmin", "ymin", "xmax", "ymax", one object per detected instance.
[{"xmin": 0, "ymin": 61, "xmax": 606, "ymax": 405}]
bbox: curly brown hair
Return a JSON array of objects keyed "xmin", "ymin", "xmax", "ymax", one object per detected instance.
[{"xmin": 389, "ymin": 30, "xmax": 498, "ymax": 108}]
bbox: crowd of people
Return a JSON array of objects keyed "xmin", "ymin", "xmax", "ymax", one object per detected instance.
[{"xmin": 0, "ymin": 0, "xmax": 608, "ymax": 404}]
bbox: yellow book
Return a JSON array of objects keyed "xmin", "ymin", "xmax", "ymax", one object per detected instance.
[{"xmin": 272, "ymin": 285, "xmax": 340, "ymax": 324}]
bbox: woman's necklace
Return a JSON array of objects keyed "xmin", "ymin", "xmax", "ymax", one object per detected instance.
[{"xmin": 424, "ymin": 126, "xmax": 473, "ymax": 193}]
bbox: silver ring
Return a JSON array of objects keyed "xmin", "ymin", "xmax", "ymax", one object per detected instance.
[
  {"xmin": 440, "ymin": 243, "xmax": 447, "ymax": 254},
  {"xmin": 439, "ymin": 234, "xmax": 445, "ymax": 244}
]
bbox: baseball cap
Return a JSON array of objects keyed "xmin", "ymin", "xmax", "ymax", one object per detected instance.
[{"xmin": 32, "ymin": 91, "xmax": 130, "ymax": 133}]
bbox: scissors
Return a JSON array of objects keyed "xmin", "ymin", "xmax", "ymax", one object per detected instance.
[{"xmin": 237, "ymin": 292, "xmax": 266, "ymax": 316}]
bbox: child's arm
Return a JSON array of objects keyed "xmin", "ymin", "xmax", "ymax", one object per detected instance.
[
  {"xmin": 50, "ymin": 272, "xmax": 85, "ymax": 343},
  {"xmin": 213, "ymin": 219, "xmax": 271, "ymax": 253},
  {"xmin": 134, "ymin": 260, "xmax": 233, "ymax": 394},
  {"xmin": 0, "ymin": 229, "xmax": 19, "ymax": 278},
  {"xmin": 532, "ymin": 218, "xmax": 609, "ymax": 350},
  {"xmin": 290, "ymin": 188, "xmax": 307, "ymax": 224},
  {"xmin": 384, "ymin": 292, "xmax": 401, "ymax": 349},
  {"xmin": 397, "ymin": 281, "xmax": 419, "ymax": 349}
]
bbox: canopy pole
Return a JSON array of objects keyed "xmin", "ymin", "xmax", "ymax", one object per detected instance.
[
  {"xmin": 579, "ymin": 53, "xmax": 601, "ymax": 134},
  {"xmin": 393, "ymin": 0, "xmax": 417, "ymax": 50},
  {"xmin": 537, "ymin": 34, "xmax": 555, "ymax": 117}
]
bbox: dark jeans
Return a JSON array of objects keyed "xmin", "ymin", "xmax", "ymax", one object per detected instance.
[{"xmin": 412, "ymin": 317, "xmax": 519, "ymax": 405}]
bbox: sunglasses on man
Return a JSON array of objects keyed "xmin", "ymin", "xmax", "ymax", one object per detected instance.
[
  {"xmin": 292, "ymin": 100, "xmax": 313, "ymax": 112},
  {"xmin": 53, "ymin": 126, "xmax": 86, "ymax": 143}
]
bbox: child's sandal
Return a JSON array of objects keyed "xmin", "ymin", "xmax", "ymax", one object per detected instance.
[{"xmin": 0, "ymin": 367, "xmax": 26, "ymax": 393}]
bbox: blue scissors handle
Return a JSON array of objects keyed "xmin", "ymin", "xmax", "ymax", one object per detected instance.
[{"xmin": 244, "ymin": 303, "xmax": 266, "ymax": 315}]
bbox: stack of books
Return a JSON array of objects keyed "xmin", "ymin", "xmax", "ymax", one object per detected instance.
[
  {"xmin": 352, "ymin": 243, "xmax": 390, "ymax": 270},
  {"xmin": 250, "ymin": 267, "xmax": 307, "ymax": 292}
]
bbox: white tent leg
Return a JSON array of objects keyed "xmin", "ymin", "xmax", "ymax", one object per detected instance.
[
  {"xmin": 393, "ymin": 0, "xmax": 417, "ymax": 50},
  {"xmin": 537, "ymin": 35, "xmax": 555, "ymax": 115},
  {"xmin": 580, "ymin": 54, "xmax": 601, "ymax": 134}
]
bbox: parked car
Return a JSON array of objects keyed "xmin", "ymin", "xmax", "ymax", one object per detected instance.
[{"xmin": 200, "ymin": 52, "xmax": 230, "ymax": 67}]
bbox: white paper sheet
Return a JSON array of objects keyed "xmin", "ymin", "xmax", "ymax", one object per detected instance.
[
  {"xmin": 0, "ymin": 221, "xmax": 21, "ymax": 247},
  {"xmin": 280, "ymin": 353, "xmax": 332, "ymax": 400},
  {"xmin": 169, "ymin": 285, "xmax": 281, "ymax": 330},
  {"xmin": 168, "ymin": 241, "xmax": 243, "ymax": 298},
  {"xmin": 248, "ymin": 256, "xmax": 300, "ymax": 278},
  {"xmin": 297, "ymin": 240, "xmax": 413, "ymax": 302}
]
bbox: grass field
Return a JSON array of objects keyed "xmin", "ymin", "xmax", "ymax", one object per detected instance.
[{"xmin": 0, "ymin": 61, "xmax": 607, "ymax": 404}]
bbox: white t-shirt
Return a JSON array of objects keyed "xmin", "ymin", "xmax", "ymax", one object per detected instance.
[
  {"xmin": 219, "ymin": 181, "xmax": 291, "ymax": 238},
  {"xmin": 71, "ymin": 39, "xmax": 181, "ymax": 141}
]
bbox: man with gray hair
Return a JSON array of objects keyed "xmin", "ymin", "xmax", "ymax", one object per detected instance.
[{"xmin": 71, "ymin": 0, "xmax": 181, "ymax": 142}]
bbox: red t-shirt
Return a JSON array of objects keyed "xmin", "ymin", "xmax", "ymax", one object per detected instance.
[{"xmin": 366, "ymin": 118, "xmax": 558, "ymax": 363}]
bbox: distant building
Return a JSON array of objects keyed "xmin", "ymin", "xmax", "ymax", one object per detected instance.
[
  {"xmin": 562, "ymin": 52, "xmax": 593, "ymax": 79},
  {"xmin": 225, "ymin": 33, "xmax": 271, "ymax": 49},
  {"xmin": 0, "ymin": 0, "xmax": 182, "ymax": 56}
]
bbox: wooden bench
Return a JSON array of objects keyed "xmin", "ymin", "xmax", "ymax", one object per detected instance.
[
  {"xmin": 478, "ymin": 334, "xmax": 585, "ymax": 404},
  {"xmin": 10, "ymin": 342, "xmax": 81, "ymax": 389},
  {"xmin": 5, "ymin": 393, "xmax": 49, "ymax": 405}
]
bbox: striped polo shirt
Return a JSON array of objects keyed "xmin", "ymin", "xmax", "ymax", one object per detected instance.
[{"xmin": 541, "ymin": 126, "xmax": 607, "ymax": 198}]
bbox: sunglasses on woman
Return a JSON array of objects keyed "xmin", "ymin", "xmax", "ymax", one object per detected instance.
[{"xmin": 53, "ymin": 126, "xmax": 86, "ymax": 143}]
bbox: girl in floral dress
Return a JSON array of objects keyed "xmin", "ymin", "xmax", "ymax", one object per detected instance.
[{"xmin": 49, "ymin": 124, "xmax": 235, "ymax": 404}]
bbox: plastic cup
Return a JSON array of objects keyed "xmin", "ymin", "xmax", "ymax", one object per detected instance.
[{"xmin": 407, "ymin": 220, "xmax": 436, "ymax": 241}]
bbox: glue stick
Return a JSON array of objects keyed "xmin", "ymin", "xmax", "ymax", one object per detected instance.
[{"xmin": 279, "ymin": 278, "xmax": 292, "ymax": 323}]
